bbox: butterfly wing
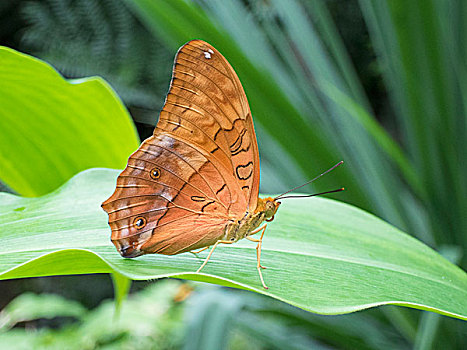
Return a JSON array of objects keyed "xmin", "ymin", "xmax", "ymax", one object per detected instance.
[
  {"xmin": 102, "ymin": 133, "xmax": 243, "ymax": 256},
  {"xmin": 159, "ymin": 40, "xmax": 260, "ymax": 209},
  {"xmin": 102, "ymin": 40, "xmax": 260, "ymax": 256}
]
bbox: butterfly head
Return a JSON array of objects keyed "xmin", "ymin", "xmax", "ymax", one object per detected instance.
[{"xmin": 257, "ymin": 197, "xmax": 281, "ymax": 222}]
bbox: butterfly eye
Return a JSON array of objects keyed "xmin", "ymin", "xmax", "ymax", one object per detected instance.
[
  {"xmin": 133, "ymin": 216, "xmax": 147, "ymax": 229},
  {"xmin": 150, "ymin": 167, "xmax": 161, "ymax": 179}
]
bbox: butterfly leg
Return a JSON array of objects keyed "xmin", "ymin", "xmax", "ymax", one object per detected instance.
[
  {"xmin": 196, "ymin": 240, "xmax": 234, "ymax": 273},
  {"xmin": 247, "ymin": 224, "xmax": 268, "ymax": 289},
  {"xmin": 247, "ymin": 224, "xmax": 267, "ymax": 269},
  {"xmin": 190, "ymin": 246, "xmax": 210, "ymax": 255}
]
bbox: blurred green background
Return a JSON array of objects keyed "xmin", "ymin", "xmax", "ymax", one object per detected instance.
[{"xmin": 0, "ymin": 0, "xmax": 465, "ymax": 348}]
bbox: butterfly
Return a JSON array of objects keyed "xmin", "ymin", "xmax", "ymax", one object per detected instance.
[{"xmin": 102, "ymin": 40, "xmax": 280, "ymax": 289}]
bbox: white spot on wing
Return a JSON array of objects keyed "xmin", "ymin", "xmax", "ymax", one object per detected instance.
[
  {"xmin": 208, "ymin": 49, "xmax": 214, "ymax": 54},
  {"xmin": 204, "ymin": 51, "xmax": 211, "ymax": 59},
  {"xmin": 159, "ymin": 134, "xmax": 175, "ymax": 148}
]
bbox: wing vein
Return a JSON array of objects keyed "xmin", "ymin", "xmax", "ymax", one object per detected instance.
[
  {"xmin": 147, "ymin": 140, "xmax": 231, "ymax": 209},
  {"xmin": 183, "ymin": 44, "xmax": 249, "ymax": 116},
  {"xmin": 174, "ymin": 61, "xmax": 243, "ymax": 119},
  {"xmin": 158, "ymin": 112, "xmax": 232, "ymax": 165},
  {"xmin": 124, "ymin": 161, "xmax": 218, "ymax": 202}
]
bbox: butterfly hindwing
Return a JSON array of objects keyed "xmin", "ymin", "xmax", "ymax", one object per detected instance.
[{"xmin": 102, "ymin": 133, "xmax": 246, "ymax": 255}]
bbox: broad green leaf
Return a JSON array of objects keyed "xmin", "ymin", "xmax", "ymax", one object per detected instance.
[
  {"xmin": 0, "ymin": 169, "xmax": 465, "ymax": 320},
  {"xmin": 0, "ymin": 47, "xmax": 139, "ymax": 197}
]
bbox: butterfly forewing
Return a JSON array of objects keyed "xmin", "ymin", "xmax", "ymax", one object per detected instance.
[
  {"xmin": 102, "ymin": 40, "xmax": 260, "ymax": 257},
  {"xmin": 159, "ymin": 40, "xmax": 260, "ymax": 209}
]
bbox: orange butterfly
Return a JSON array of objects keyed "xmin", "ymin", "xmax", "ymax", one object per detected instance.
[{"xmin": 102, "ymin": 40, "xmax": 280, "ymax": 289}]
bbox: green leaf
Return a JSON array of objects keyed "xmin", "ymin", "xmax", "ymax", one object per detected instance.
[
  {"xmin": 124, "ymin": 0, "xmax": 367, "ymax": 208},
  {"xmin": 359, "ymin": 0, "xmax": 467, "ymax": 254},
  {"xmin": 0, "ymin": 47, "xmax": 139, "ymax": 197},
  {"xmin": 0, "ymin": 169, "xmax": 465, "ymax": 320},
  {"xmin": 110, "ymin": 272, "xmax": 131, "ymax": 315},
  {"xmin": 0, "ymin": 280, "xmax": 183, "ymax": 349},
  {"xmin": 320, "ymin": 81, "xmax": 425, "ymax": 200},
  {"xmin": 0, "ymin": 292, "xmax": 87, "ymax": 331}
]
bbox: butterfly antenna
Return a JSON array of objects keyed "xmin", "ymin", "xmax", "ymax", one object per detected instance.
[
  {"xmin": 274, "ymin": 161, "xmax": 344, "ymax": 200},
  {"xmin": 276, "ymin": 188, "xmax": 344, "ymax": 200}
]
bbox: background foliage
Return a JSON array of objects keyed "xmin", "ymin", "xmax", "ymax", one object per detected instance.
[{"xmin": 0, "ymin": 0, "xmax": 466, "ymax": 349}]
